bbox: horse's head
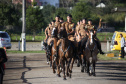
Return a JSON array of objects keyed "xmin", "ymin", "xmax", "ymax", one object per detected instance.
[
  {"xmin": 59, "ymin": 27, "xmax": 67, "ymax": 38},
  {"xmin": 51, "ymin": 27, "xmax": 57, "ymax": 37},
  {"xmin": 89, "ymin": 29, "xmax": 94, "ymax": 45}
]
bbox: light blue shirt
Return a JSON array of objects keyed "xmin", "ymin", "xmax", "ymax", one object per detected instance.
[{"xmin": 121, "ymin": 37, "xmax": 125, "ymax": 47}]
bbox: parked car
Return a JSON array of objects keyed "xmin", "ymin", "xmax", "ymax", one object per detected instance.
[
  {"xmin": 110, "ymin": 31, "xmax": 126, "ymax": 51},
  {"xmin": 0, "ymin": 31, "xmax": 11, "ymax": 49}
]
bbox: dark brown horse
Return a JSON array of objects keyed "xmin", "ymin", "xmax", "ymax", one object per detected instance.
[
  {"xmin": 43, "ymin": 38, "xmax": 50, "ymax": 65},
  {"xmin": 84, "ymin": 30, "xmax": 98, "ymax": 76},
  {"xmin": 57, "ymin": 28, "xmax": 75, "ymax": 80}
]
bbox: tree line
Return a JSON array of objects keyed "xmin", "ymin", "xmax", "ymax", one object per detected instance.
[{"xmin": 0, "ymin": 0, "xmax": 126, "ymax": 35}]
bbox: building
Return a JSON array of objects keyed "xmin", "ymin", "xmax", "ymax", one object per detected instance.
[
  {"xmin": 12, "ymin": 0, "xmax": 59, "ymax": 7},
  {"xmin": 96, "ymin": 3, "xmax": 106, "ymax": 8},
  {"xmin": 40, "ymin": 0, "xmax": 59, "ymax": 7},
  {"xmin": 12, "ymin": 0, "xmax": 31, "ymax": 5}
]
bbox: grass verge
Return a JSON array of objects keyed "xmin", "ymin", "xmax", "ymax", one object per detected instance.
[
  {"xmin": 98, "ymin": 50, "xmax": 126, "ymax": 61},
  {"xmin": 6, "ymin": 50, "xmax": 45, "ymax": 54}
]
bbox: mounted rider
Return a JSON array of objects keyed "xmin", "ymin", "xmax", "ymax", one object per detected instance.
[
  {"xmin": 57, "ymin": 14, "xmax": 77, "ymax": 58},
  {"xmin": 44, "ymin": 23, "xmax": 52, "ymax": 44},
  {"xmin": 76, "ymin": 18, "xmax": 87, "ymax": 41},
  {"xmin": 46, "ymin": 20, "xmax": 56, "ymax": 56},
  {"xmin": 81, "ymin": 19, "xmax": 105, "ymax": 54},
  {"xmin": 47, "ymin": 15, "xmax": 61, "ymax": 56}
]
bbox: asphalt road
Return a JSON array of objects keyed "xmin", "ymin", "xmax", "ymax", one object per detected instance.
[{"xmin": 3, "ymin": 53, "xmax": 126, "ymax": 84}]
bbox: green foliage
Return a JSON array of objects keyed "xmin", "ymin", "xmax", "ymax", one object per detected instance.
[
  {"xmin": 55, "ymin": 8, "xmax": 68, "ymax": 21},
  {"xmin": 26, "ymin": 6, "xmax": 44, "ymax": 34},
  {"xmin": 72, "ymin": 2, "xmax": 91, "ymax": 23},
  {"xmin": 42, "ymin": 5, "xmax": 56, "ymax": 27},
  {"xmin": 10, "ymin": 34, "xmax": 45, "ymax": 41},
  {"xmin": 32, "ymin": 0, "xmax": 37, "ymax": 6},
  {"xmin": 7, "ymin": 50, "xmax": 45, "ymax": 53},
  {"xmin": 0, "ymin": 3, "xmax": 20, "ymax": 26}
]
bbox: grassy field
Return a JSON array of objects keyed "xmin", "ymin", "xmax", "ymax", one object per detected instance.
[
  {"xmin": 7, "ymin": 50, "xmax": 45, "ymax": 54},
  {"xmin": 10, "ymin": 34, "xmax": 46, "ymax": 41},
  {"xmin": 98, "ymin": 50, "xmax": 126, "ymax": 61},
  {"xmin": 97, "ymin": 32, "xmax": 113, "ymax": 41},
  {"xmin": 10, "ymin": 32, "xmax": 113, "ymax": 42}
]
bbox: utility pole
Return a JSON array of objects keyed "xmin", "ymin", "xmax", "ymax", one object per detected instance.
[
  {"xmin": 22, "ymin": 0, "xmax": 26, "ymax": 51},
  {"xmin": 125, "ymin": 14, "xmax": 126, "ymax": 31}
]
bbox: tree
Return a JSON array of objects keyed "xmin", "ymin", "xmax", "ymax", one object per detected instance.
[
  {"xmin": 0, "ymin": 2, "xmax": 21, "ymax": 27},
  {"xmin": 55, "ymin": 8, "xmax": 68, "ymax": 21},
  {"xmin": 42, "ymin": 5, "xmax": 56, "ymax": 28},
  {"xmin": 26, "ymin": 6, "xmax": 44, "ymax": 36},
  {"xmin": 72, "ymin": 2, "xmax": 91, "ymax": 23}
]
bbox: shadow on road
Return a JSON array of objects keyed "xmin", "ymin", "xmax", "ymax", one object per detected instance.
[{"xmin": 96, "ymin": 62, "xmax": 126, "ymax": 81}]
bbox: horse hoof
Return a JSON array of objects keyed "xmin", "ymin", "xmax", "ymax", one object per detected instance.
[
  {"xmin": 93, "ymin": 73, "xmax": 96, "ymax": 76},
  {"xmin": 89, "ymin": 73, "xmax": 92, "ymax": 76},
  {"xmin": 57, "ymin": 74, "xmax": 61, "ymax": 77},
  {"xmin": 77, "ymin": 64, "xmax": 80, "ymax": 67},
  {"xmin": 81, "ymin": 69, "xmax": 84, "ymax": 72},
  {"xmin": 53, "ymin": 71, "xmax": 56, "ymax": 74},
  {"xmin": 69, "ymin": 74, "xmax": 71, "ymax": 78},
  {"xmin": 47, "ymin": 62, "xmax": 49, "ymax": 65},
  {"xmin": 63, "ymin": 78, "xmax": 67, "ymax": 80},
  {"xmin": 67, "ymin": 73, "xmax": 69, "ymax": 77},
  {"xmin": 69, "ymin": 70, "xmax": 72, "ymax": 73}
]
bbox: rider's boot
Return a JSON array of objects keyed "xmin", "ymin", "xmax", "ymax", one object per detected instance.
[
  {"xmin": 56, "ymin": 46, "xmax": 59, "ymax": 58},
  {"xmin": 95, "ymin": 40, "xmax": 105, "ymax": 54},
  {"xmin": 47, "ymin": 44, "xmax": 51, "ymax": 56}
]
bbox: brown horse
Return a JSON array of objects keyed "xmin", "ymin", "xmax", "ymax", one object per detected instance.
[
  {"xmin": 57, "ymin": 28, "xmax": 75, "ymax": 80},
  {"xmin": 49, "ymin": 27, "xmax": 58, "ymax": 72},
  {"xmin": 84, "ymin": 29, "xmax": 98, "ymax": 76}
]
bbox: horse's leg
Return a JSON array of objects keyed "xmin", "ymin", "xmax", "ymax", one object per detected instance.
[
  {"xmin": 52, "ymin": 54, "xmax": 56, "ymax": 74},
  {"xmin": 93, "ymin": 61, "xmax": 96, "ymax": 76},
  {"xmin": 66, "ymin": 60, "xmax": 69, "ymax": 77},
  {"xmin": 46, "ymin": 51, "xmax": 49, "ymax": 65},
  {"xmin": 62, "ymin": 60, "xmax": 66, "ymax": 80},
  {"xmin": 57, "ymin": 58, "xmax": 61, "ymax": 77},
  {"xmin": 68, "ymin": 58, "xmax": 72, "ymax": 78},
  {"xmin": 77, "ymin": 55, "xmax": 80, "ymax": 67},
  {"xmin": 81, "ymin": 55, "xmax": 84, "ymax": 72},
  {"xmin": 66, "ymin": 58, "xmax": 72, "ymax": 77},
  {"xmin": 87, "ymin": 61, "xmax": 89, "ymax": 73},
  {"xmin": 50, "ymin": 55, "xmax": 52, "ymax": 68},
  {"xmin": 89, "ymin": 57, "xmax": 93, "ymax": 76},
  {"xmin": 69, "ymin": 57, "xmax": 74, "ymax": 74},
  {"xmin": 82, "ymin": 55, "xmax": 87, "ymax": 73}
]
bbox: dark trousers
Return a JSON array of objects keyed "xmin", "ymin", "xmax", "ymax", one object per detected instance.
[
  {"xmin": 0, "ymin": 73, "xmax": 3, "ymax": 84},
  {"xmin": 121, "ymin": 47, "xmax": 124, "ymax": 58}
]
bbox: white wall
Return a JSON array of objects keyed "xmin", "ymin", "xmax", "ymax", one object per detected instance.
[{"xmin": 40, "ymin": 0, "xmax": 59, "ymax": 7}]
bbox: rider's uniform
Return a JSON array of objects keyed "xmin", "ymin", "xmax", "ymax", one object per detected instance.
[
  {"xmin": 47, "ymin": 25, "xmax": 53, "ymax": 45},
  {"xmin": 48, "ymin": 22, "xmax": 60, "ymax": 45},
  {"xmin": 81, "ymin": 24, "xmax": 104, "ymax": 54},
  {"xmin": 44, "ymin": 26, "xmax": 49, "ymax": 42},
  {"xmin": 76, "ymin": 24, "xmax": 87, "ymax": 42},
  {"xmin": 57, "ymin": 21, "xmax": 76, "ymax": 47}
]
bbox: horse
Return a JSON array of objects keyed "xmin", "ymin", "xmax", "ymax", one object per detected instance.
[
  {"xmin": 57, "ymin": 28, "xmax": 75, "ymax": 80},
  {"xmin": 43, "ymin": 37, "xmax": 50, "ymax": 65},
  {"xmin": 50, "ymin": 27, "xmax": 58, "ymax": 74},
  {"xmin": 84, "ymin": 29, "xmax": 98, "ymax": 76}
]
